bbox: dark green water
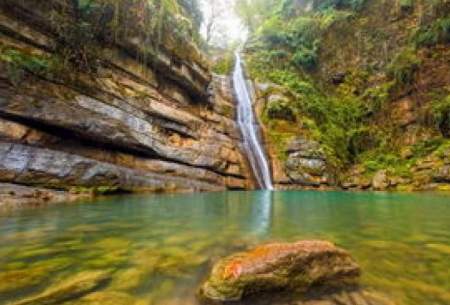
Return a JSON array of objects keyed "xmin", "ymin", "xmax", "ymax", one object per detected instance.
[{"xmin": 1, "ymin": 191, "xmax": 449, "ymax": 305}]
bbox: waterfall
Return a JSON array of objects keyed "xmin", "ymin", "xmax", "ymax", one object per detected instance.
[{"xmin": 233, "ymin": 53, "xmax": 273, "ymax": 190}]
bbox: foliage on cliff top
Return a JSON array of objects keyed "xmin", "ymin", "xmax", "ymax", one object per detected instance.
[
  {"xmin": 35, "ymin": 0, "xmax": 206, "ymax": 72},
  {"xmin": 244, "ymin": 0, "xmax": 450, "ymax": 173}
]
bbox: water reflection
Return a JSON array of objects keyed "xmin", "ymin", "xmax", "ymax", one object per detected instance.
[
  {"xmin": 248, "ymin": 191, "xmax": 274, "ymax": 236},
  {"xmin": 0, "ymin": 191, "xmax": 449, "ymax": 305}
]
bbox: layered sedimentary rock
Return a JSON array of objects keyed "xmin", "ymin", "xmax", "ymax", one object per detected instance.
[{"xmin": 0, "ymin": 0, "xmax": 253, "ymax": 205}]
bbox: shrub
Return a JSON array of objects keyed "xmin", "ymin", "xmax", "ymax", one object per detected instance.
[
  {"xmin": 430, "ymin": 94, "xmax": 450, "ymax": 137},
  {"xmin": 399, "ymin": 0, "xmax": 414, "ymax": 12},
  {"xmin": 266, "ymin": 100, "xmax": 296, "ymax": 121},
  {"xmin": 387, "ymin": 48, "xmax": 421, "ymax": 85},
  {"xmin": 315, "ymin": 0, "xmax": 366, "ymax": 11},
  {"xmin": 361, "ymin": 81, "xmax": 394, "ymax": 114},
  {"xmin": 292, "ymin": 47, "xmax": 318, "ymax": 70},
  {"xmin": 258, "ymin": 17, "xmax": 290, "ymax": 47},
  {"xmin": 412, "ymin": 138, "xmax": 445, "ymax": 157},
  {"xmin": 212, "ymin": 53, "xmax": 234, "ymax": 75},
  {"xmin": 413, "ymin": 17, "xmax": 450, "ymax": 47}
]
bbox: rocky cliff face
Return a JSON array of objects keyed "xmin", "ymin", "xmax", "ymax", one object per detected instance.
[
  {"xmin": 244, "ymin": 0, "xmax": 450, "ymax": 191},
  {"xmin": 0, "ymin": 0, "xmax": 253, "ymax": 206},
  {"xmin": 253, "ymin": 83, "xmax": 336, "ymax": 190}
]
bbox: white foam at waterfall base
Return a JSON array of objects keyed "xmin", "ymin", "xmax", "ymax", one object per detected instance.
[{"xmin": 233, "ymin": 53, "xmax": 273, "ymax": 190}]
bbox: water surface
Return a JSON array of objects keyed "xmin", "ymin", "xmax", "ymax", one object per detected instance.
[{"xmin": 1, "ymin": 191, "xmax": 449, "ymax": 305}]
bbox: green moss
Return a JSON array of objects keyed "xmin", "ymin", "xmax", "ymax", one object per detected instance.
[
  {"xmin": 411, "ymin": 138, "xmax": 445, "ymax": 158},
  {"xmin": 435, "ymin": 140, "xmax": 450, "ymax": 158},
  {"xmin": 358, "ymin": 150, "xmax": 412, "ymax": 177},
  {"xmin": 0, "ymin": 47, "xmax": 62, "ymax": 83}
]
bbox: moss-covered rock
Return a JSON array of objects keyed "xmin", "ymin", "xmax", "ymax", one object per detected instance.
[{"xmin": 198, "ymin": 240, "xmax": 360, "ymax": 303}]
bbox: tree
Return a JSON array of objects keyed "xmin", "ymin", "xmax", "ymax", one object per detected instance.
[
  {"xmin": 201, "ymin": 0, "xmax": 228, "ymax": 44},
  {"xmin": 234, "ymin": 0, "xmax": 278, "ymax": 33}
]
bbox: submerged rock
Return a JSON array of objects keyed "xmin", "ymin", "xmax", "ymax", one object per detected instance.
[
  {"xmin": 198, "ymin": 240, "xmax": 360, "ymax": 303},
  {"xmin": 11, "ymin": 271, "xmax": 111, "ymax": 305},
  {"xmin": 300, "ymin": 289, "xmax": 396, "ymax": 305},
  {"xmin": 69, "ymin": 291, "xmax": 142, "ymax": 305}
]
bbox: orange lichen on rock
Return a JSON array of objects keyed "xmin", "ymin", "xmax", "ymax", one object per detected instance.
[{"xmin": 199, "ymin": 240, "xmax": 361, "ymax": 303}]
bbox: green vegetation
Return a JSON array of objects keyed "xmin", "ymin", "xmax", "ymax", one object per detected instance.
[
  {"xmin": 212, "ymin": 51, "xmax": 235, "ymax": 75},
  {"xmin": 242, "ymin": 0, "xmax": 450, "ymax": 182},
  {"xmin": 0, "ymin": 47, "xmax": 63, "ymax": 84},
  {"xmin": 413, "ymin": 17, "xmax": 450, "ymax": 47},
  {"xmin": 387, "ymin": 47, "xmax": 421, "ymax": 86},
  {"xmin": 26, "ymin": 0, "xmax": 204, "ymax": 73},
  {"xmin": 430, "ymin": 93, "xmax": 450, "ymax": 137},
  {"xmin": 399, "ymin": 0, "xmax": 414, "ymax": 11},
  {"xmin": 252, "ymin": 8, "xmax": 351, "ymax": 70}
]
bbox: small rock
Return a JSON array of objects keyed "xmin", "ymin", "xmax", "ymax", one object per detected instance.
[
  {"xmin": 372, "ymin": 170, "xmax": 390, "ymax": 191},
  {"xmin": 286, "ymin": 138, "xmax": 324, "ymax": 159},
  {"xmin": 433, "ymin": 165, "xmax": 450, "ymax": 182},
  {"xmin": 71, "ymin": 291, "xmax": 140, "ymax": 305},
  {"xmin": 198, "ymin": 240, "xmax": 360, "ymax": 303},
  {"xmin": 330, "ymin": 72, "xmax": 347, "ymax": 85}
]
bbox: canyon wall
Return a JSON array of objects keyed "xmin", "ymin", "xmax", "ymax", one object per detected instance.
[
  {"xmin": 0, "ymin": 0, "xmax": 254, "ymax": 207},
  {"xmin": 244, "ymin": 0, "xmax": 450, "ymax": 191}
]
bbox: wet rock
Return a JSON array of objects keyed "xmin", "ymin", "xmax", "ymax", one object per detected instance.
[
  {"xmin": 300, "ymin": 289, "xmax": 396, "ymax": 305},
  {"xmin": 198, "ymin": 240, "xmax": 360, "ymax": 303},
  {"xmin": 0, "ymin": 266, "xmax": 51, "ymax": 295},
  {"xmin": 372, "ymin": 170, "xmax": 390, "ymax": 191},
  {"xmin": 69, "ymin": 291, "xmax": 140, "ymax": 305},
  {"xmin": 11, "ymin": 271, "xmax": 111, "ymax": 305},
  {"xmin": 0, "ymin": 183, "xmax": 88, "ymax": 211},
  {"xmin": 110, "ymin": 268, "xmax": 146, "ymax": 291}
]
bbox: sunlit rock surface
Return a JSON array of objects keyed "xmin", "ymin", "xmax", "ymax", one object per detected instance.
[{"xmin": 198, "ymin": 240, "xmax": 362, "ymax": 303}]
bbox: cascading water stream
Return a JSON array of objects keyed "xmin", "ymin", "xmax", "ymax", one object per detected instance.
[{"xmin": 233, "ymin": 53, "xmax": 273, "ymax": 190}]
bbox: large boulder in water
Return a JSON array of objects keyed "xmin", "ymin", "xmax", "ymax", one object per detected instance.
[{"xmin": 198, "ymin": 240, "xmax": 361, "ymax": 303}]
